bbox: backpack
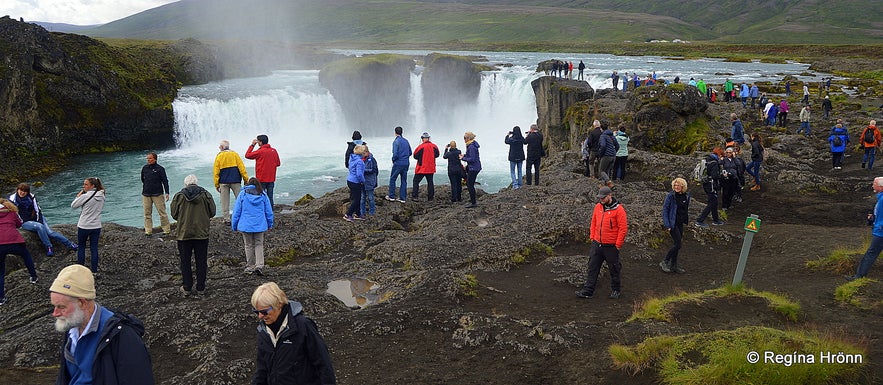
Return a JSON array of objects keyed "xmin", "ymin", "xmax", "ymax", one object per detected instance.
[
  {"xmin": 692, "ymin": 159, "xmax": 708, "ymax": 183},
  {"xmin": 833, "ymin": 135, "xmax": 843, "ymax": 147},
  {"xmin": 864, "ymin": 129, "xmax": 876, "ymax": 145}
]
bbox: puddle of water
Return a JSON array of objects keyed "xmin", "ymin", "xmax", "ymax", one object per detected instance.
[{"xmin": 326, "ymin": 278, "xmax": 382, "ymax": 309}]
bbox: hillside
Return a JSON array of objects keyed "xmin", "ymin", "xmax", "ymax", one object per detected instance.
[{"xmin": 79, "ymin": 0, "xmax": 883, "ymax": 45}]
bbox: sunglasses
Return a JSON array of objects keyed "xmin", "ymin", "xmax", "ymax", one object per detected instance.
[{"xmin": 252, "ymin": 306, "xmax": 273, "ymax": 316}]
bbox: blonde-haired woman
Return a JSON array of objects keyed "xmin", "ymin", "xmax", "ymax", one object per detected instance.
[
  {"xmin": 344, "ymin": 144, "xmax": 367, "ymax": 221},
  {"xmin": 660, "ymin": 177, "xmax": 690, "ymax": 273},
  {"xmin": 459, "ymin": 132, "xmax": 482, "ymax": 208}
]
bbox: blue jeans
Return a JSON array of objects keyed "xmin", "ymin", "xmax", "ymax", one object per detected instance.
[
  {"xmin": 856, "ymin": 235, "xmax": 883, "ymax": 278},
  {"xmin": 798, "ymin": 121, "xmax": 811, "ymax": 136},
  {"xmin": 509, "ymin": 161, "xmax": 523, "ymax": 188},
  {"xmin": 863, "ymin": 148, "xmax": 876, "ymax": 170},
  {"xmin": 747, "ymin": 160, "xmax": 762, "ymax": 184},
  {"xmin": 0, "ymin": 244, "xmax": 37, "ymax": 298},
  {"xmin": 77, "ymin": 227, "xmax": 101, "ymax": 273},
  {"xmin": 21, "ymin": 219, "xmax": 74, "ymax": 249},
  {"xmin": 361, "ymin": 188, "xmax": 376, "ymax": 216},
  {"xmin": 261, "ymin": 181, "xmax": 275, "ymax": 207},
  {"xmin": 388, "ymin": 164, "xmax": 408, "ymax": 201}
]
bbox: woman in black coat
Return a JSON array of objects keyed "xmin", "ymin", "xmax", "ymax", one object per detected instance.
[
  {"xmin": 443, "ymin": 141, "xmax": 464, "ymax": 203},
  {"xmin": 504, "ymin": 126, "xmax": 526, "ymax": 189}
]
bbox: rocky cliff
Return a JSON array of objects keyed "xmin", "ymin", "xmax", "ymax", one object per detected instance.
[
  {"xmin": 0, "ymin": 17, "xmax": 194, "ymax": 187},
  {"xmin": 318, "ymin": 54, "xmax": 416, "ymax": 135},
  {"xmin": 420, "ymin": 53, "xmax": 484, "ymax": 129}
]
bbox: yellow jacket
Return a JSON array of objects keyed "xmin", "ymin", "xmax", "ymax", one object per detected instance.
[{"xmin": 214, "ymin": 150, "xmax": 248, "ymax": 188}]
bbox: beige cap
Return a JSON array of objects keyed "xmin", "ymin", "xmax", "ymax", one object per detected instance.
[{"xmin": 50, "ymin": 265, "xmax": 96, "ymax": 299}]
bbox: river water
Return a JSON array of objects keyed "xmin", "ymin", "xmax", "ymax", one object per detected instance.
[{"xmin": 29, "ymin": 50, "xmax": 820, "ymax": 227}]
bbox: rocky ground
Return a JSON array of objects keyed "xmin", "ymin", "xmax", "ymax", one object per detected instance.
[{"xmin": 2, "ymin": 75, "xmax": 883, "ymax": 384}]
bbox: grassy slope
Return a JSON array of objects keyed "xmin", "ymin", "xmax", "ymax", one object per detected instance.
[{"xmin": 79, "ymin": 0, "xmax": 883, "ymax": 45}]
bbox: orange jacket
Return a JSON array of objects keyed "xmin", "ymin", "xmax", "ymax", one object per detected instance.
[
  {"xmin": 590, "ymin": 199, "xmax": 628, "ymax": 248},
  {"xmin": 860, "ymin": 125, "xmax": 881, "ymax": 148}
]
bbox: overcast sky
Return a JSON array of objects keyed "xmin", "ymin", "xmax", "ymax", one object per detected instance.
[{"xmin": 2, "ymin": 0, "xmax": 178, "ymax": 25}]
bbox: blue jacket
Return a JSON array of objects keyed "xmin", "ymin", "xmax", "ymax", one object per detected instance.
[
  {"xmin": 347, "ymin": 154, "xmax": 365, "ymax": 184},
  {"xmin": 391, "ymin": 136, "xmax": 412, "ymax": 167},
  {"xmin": 231, "ymin": 185, "xmax": 273, "ymax": 232},
  {"xmin": 462, "ymin": 141, "xmax": 482, "ymax": 172},
  {"xmin": 873, "ymin": 191, "xmax": 883, "ymax": 238},
  {"xmin": 828, "ymin": 127, "xmax": 850, "ymax": 152},
  {"xmin": 363, "ymin": 154, "xmax": 378, "ymax": 190},
  {"xmin": 662, "ymin": 191, "xmax": 690, "ymax": 229},
  {"xmin": 731, "ymin": 119, "xmax": 745, "ymax": 143},
  {"xmin": 598, "ymin": 129, "xmax": 619, "ymax": 157},
  {"xmin": 749, "ymin": 85, "xmax": 759, "ymax": 98},
  {"xmin": 740, "ymin": 84, "xmax": 749, "ymax": 97}
]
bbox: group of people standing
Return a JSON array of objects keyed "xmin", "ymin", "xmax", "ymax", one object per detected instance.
[{"xmin": 581, "ymin": 120, "xmax": 630, "ymax": 188}]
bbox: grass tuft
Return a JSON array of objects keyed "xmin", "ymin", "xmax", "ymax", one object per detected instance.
[{"xmin": 629, "ymin": 284, "xmax": 800, "ymax": 322}]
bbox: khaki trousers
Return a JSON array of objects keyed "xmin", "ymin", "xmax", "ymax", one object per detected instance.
[{"xmin": 143, "ymin": 195, "xmax": 170, "ymax": 234}]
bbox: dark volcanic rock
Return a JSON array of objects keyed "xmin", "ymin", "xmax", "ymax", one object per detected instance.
[
  {"xmin": 0, "ymin": 16, "xmax": 178, "ymax": 186},
  {"xmin": 319, "ymin": 54, "xmax": 416, "ymax": 135},
  {"xmin": 531, "ymin": 77, "xmax": 595, "ymax": 155},
  {"xmin": 420, "ymin": 53, "xmax": 483, "ymax": 130}
]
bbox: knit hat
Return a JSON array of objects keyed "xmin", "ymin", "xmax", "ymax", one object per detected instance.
[
  {"xmin": 352, "ymin": 131, "xmax": 362, "ymax": 140},
  {"xmin": 50, "ymin": 265, "xmax": 96, "ymax": 299},
  {"xmin": 597, "ymin": 186, "xmax": 613, "ymax": 199}
]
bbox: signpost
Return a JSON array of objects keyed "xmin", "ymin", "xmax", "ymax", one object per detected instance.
[{"xmin": 733, "ymin": 214, "xmax": 761, "ymax": 285}]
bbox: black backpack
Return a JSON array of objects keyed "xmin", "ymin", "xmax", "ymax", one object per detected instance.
[
  {"xmin": 833, "ymin": 135, "xmax": 843, "ymax": 147},
  {"xmin": 864, "ymin": 129, "xmax": 876, "ymax": 144}
]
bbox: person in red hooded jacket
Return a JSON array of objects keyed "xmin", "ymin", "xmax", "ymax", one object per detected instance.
[
  {"xmin": 245, "ymin": 135, "xmax": 281, "ymax": 207},
  {"xmin": 576, "ymin": 186, "xmax": 628, "ymax": 300},
  {"xmin": 411, "ymin": 132, "xmax": 439, "ymax": 201}
]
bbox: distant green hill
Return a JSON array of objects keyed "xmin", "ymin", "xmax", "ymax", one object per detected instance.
[{"xmin": 81, "ymin": 0, "xmax": 882, "ymax": 44}]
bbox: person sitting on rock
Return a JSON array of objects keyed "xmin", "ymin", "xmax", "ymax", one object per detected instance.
[{"xmin": 9, "ymin": 182, "xmax": 77, "ymax": 256}]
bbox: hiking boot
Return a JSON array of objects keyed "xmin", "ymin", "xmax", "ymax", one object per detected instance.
[
  {"xmin": 575, "ymin": 289, "xmax": 593, "ymax": 299},
  {"xmin": 384, "ymin": 196, "xmax": 396, "ymax": 202},
  {"xmin": 465, "ymin": 203, "xmax": 478, "ymax": 208},
  {"xmin": 671, "ymin": 265, "xmax": 686, "ymax": 274},
  {"xmin": 179, "ymin": 286, "xmax": 191, "ymax": 297},
  {"xmin": 659, "ymin": 260, "xmax": 672, "ymax": 273},
  {"xmin": 396, "ymin": 198, "xmax": 407, "ymax": 203},
  {"xmin": 712, "ymin": 220, "xmax": 725, "ymax": 226},
  {"xmin": 352, "ymin": 214, "xmax": 365, "ymax": 221},
  {"xmin": 254, "ymin": 267, "xmax": 264, "ymax": 276},
  {"xmin": 29, "ymin": 276, "xmax": 38, "ymax": 284},
  {"xmin": 46, "ymin": 247, "xmax": 53, "ymax": 257},
  {"xmin": 750, "ymin": 184, "xmax": 761, "ymax": 191},
  {"xmin": 343, "ymin": 215, "xmax": 354, "ymax": 222},
  {"xmin": 694, "ymin": 222, "xmax": 709, "ymax": 228},
  {"xmin": 609, "ymin": 290, "xmax": 621, "ymax": 299},
  {"xmin": 244, "ymin": 267, "xmax": 255, "ymax": 275}
]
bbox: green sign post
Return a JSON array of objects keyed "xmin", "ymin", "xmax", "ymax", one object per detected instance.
[{"xmin": 733, "ymin": 214, "xmax": 760, "ymax": 285}]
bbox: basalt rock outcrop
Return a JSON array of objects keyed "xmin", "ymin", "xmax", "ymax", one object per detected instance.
[
  {"xmin": 420, "ymin": 53, "xmax": 484, "ymax": 129},
  {"xmin": 530, "ymin": 77, "xmax": 595, "ymax": 155},
  {"xmin": 318, "ymin": 54, "xmax": 416, "ymax": 135},
  {"xmin": 0, "ymin": 17, "xmax": 178, "ymax": 186}
]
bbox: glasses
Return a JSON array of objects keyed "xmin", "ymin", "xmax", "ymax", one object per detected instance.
[{"xmin": 252, "ymin": 306, "xmax": 273, "ymax": 316}]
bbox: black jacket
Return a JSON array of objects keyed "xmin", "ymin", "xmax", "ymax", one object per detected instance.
[
  {"xmin": 443, "ymin": 148, "xmax": 464, "ymax": 177},
  {"xmin": 140, "ymin": 163, "xmax": 169, "ymax": 197},
  {"xmin": 56, "ymin": 307, "xmax": 155, "ymax": 385},
  {"xmin": 505, "ymin": 133, "xmax": 525, "ymax": 162},
  {"xmin": 525, "ymin": 131, "xmax": 545, "ymax": 161},
  {"xmin": 253, "ymin": 301, "xmax": 336, "ymax": 385},
  {"xmin": 586, "ymin": 127, "xmax": 602, "ymax": 156}
]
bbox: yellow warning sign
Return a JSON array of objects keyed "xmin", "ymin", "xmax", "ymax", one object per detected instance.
[{"xmin": 744, "ymin": 217, "xmax": 761, "ymax": 233}]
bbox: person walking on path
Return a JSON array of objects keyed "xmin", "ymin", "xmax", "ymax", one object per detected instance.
[
  {"xmin": 460, "ymin": 131, "xmax": 482, "ymax": 208},
  {"xmin": 829, "ymin": 123, "xmax": 850, "ymax": 170},
  {"xmin": 660, "ymin": 178, "xmax": 690, "ymax": 274},
  {"xmin": 50, "ymin": 264, "xmax": 155, "ymax": 385},
  {"xmin": 803, "ymin": 82, "xmax": 810, "ymax": 105},
  {"xmin": 0, "ymin": 198, "xmax": 38, "ymax": 306},
  {"xmin": 140, "ymin": 152, "xmax": 170, "ymax": 236},
  {"xmin": 524, "ymin": 124, "xmax": 545, "ymax": 186},
  {"xmin": 412, "ymin": 132, "xmax": 440, "ymax": 200},
  {"xmin": 730, "ymin": 113, "xmax": 745, "ymax": 144},
  {"xmin": 386, "ymin": 126, "xmax": 412, "ymax": 203},
  {"xmin": 798, "ymin": 105, "xmax": 812, "ymax": 136},
  {"xmin": 344, "ymin": 145, "xmax": 366, "ymax": 221},
  {"xmin": 9, "ymin": 182, "xmax": 77, "ymax": 256},
  {"xmin": 822, "ymin": 95, "xmax": 833, "ymax": 120},
  {"xmin": 861, "ymin": 120, "xmax": 881, "ymax": 170},
  {"xmin": 505, "ymin": 126, "xmax": 526, "ymax": 189},
  {"xmin": 170, "ymin": 175, "xmax": 216, "ymax": 296},
  {"xmin": 245, "ymin": 134, "xmax": 281, "ymax": 207},
  {"xmin": 576, "ymin": 186, "xmax": 628, "ymax": 299},
  {"xmin": 443, "ymin": 141, "xmax": 464, "ymax": 203},
  {"xmin": 214, "ymin": 140, "xmax": 248, "ymax": 224},
  {"xmin": 71, "ymin": 177, "xmax": 106, "ymax": 275},
  {"xmin": 847, "ymin": 177, "xmax": 883, "ymax": 280},
  {"xmin": 232, "ymin": 177, "xmax": 273, "ymax": 276},
  {"xmin": 612, "ymin": 127, "xmax": 629, "ymax": 181},
  {"xmin": 250, "ymin": 282, "xmax": 336, "ymax": 385},
  {"xmin": 778, "ymin": 99, "xmax": 790, "ymax": 128},
  {"xmin": 695, "ymin": 152, "xmax": 724, "ymax": 227}
]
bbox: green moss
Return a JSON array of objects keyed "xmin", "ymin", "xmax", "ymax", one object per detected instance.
[
  {"xmin": 295, "ymin": 194, "xmax": 315, "ymax": 205},
  {"xmin": 629, "ymin": 284, "xmax": 801, "ymax": 323},
  {"xmin": 266, "ymin": 248, "xmax": 300, "ymax": 267},
  {"xmin": 458, "ymin": 274, "xmax": 479, "ymax": 297},
  {"xmin": 321, "ymin": 53, "xmax": 415, "ymax": 81}
]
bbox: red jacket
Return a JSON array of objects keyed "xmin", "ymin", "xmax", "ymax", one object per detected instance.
[
  {"xmin": 589, "ymin": 200, "xmax": 628, "ymax": 248},
  {"xmin": 245, "ymin": 144, "xmax": 281, "ymax": 183},
  {"xmin": 413, "ymin": 140, "xmax": 439, "ymax": 174},
  {"xmin": 0, "ymin": 209, "xmax": 25, "ymax": 245},
  {"xmin": 860, "ymin": 125, "xmax": 881, "ymax": 149}
]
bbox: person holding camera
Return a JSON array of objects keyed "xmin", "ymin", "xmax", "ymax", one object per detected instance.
[
  {"xmin": 504, "ymin": 126, "xmax": 525, "ymax": 189},
  {"xmin": 443, "ymin": 141, "xmax": 464, "ymax": 203}
]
